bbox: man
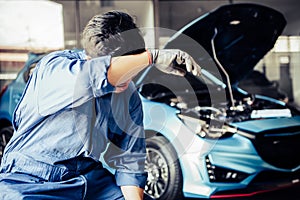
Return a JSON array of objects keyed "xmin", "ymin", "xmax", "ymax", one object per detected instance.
[{"xmin": 0, "ymin": 11, "xmax": 200, "ymax": 199}]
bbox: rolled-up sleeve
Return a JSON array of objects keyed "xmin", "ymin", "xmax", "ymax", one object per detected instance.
[
  {"xmin": 115, "ymin": 170, "xmax": 147, "ymax": 188},
  {"xmin": 87, "ymin": 56, "xmax": 115, "ymax": 97},
  {"xmin": 103, "ymin": 83, "xmax": 147, "ymax": 188}
]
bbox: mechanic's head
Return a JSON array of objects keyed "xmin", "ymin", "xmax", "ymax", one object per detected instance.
[{"xmin": 82, "ymin": 10, "xmax": 146, "ymax": 58}]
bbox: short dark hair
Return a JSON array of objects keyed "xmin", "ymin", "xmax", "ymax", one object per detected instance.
[{"xmin": 82, "ymin": 11, "xmax": 146, "ymax": 58}]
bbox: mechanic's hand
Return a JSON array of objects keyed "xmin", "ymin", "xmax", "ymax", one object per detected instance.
[{"xmin": 147, "ymin": 49, "xmax": 201, "ymax": 76}]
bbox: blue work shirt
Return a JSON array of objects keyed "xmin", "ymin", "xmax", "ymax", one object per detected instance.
[{"xmin": 0, "ymin": 50, "xmax": 147, "ymax": 188}]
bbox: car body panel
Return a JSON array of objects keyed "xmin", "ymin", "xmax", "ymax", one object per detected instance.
[{"xmin": 231, "ymin": 116, "xmax": 300, "ymax": 133}]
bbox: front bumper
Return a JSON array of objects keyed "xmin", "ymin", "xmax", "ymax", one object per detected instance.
[{"xmin": 179, "ymin": 134, "xmax": 300, "ymax": 199}]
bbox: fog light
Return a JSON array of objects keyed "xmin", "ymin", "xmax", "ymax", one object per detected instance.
[{"xmin": 205, "ymin": 156, "xmax": 249, "ymax": 183}]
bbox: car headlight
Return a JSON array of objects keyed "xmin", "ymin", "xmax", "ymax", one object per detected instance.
[{"xmin": 177, "ymin": 114, "xmax": 235, "ymax": 139}]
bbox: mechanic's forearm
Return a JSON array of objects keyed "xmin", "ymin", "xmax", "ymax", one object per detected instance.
[
  {"xmin": 121, "ymin": 185, "xmax": 144, "ymax": 200},
  {"xmin": 108, "ymin": 51, "xmax": 150, "ymax": 86}
]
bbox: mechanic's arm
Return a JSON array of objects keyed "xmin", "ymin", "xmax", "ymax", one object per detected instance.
[
  {"xmin": 108, "ymin": 51, "xmax": 149, "ymax": 86},
  {"xmin": 121, "ymin": 186, "xmax": 144, "ymax": 200},
  {"xmin": 108, "ymin": 49, "xmax": 201, "ymax": 86}
]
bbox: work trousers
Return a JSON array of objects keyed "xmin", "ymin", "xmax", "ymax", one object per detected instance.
[{"xmin": 0, "ymin": 156, "xmax": 124, "ymax": 200}]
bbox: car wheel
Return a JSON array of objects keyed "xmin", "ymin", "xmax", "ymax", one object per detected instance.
[
  {"xmin": 145, "ymin": 136, "xmax": 183, "ymax": 200},
  {"xmin": 0, "ymin": 126, "xmax": 13, "ymax": 161}
]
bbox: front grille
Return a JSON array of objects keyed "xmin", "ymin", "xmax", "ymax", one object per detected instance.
[{"xmin": 252, "ymin": 128, "xmax": 300, "ymax": 169}]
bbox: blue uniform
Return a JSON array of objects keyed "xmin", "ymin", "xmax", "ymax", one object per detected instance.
[{"xmin": 0, "ymin": 50, "xmax": 147, "ymax": 199}]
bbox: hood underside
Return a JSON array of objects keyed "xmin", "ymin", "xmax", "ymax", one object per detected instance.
[{"xmin": 164, "ymin": 3, "xmax": 287, "ymax": 84}]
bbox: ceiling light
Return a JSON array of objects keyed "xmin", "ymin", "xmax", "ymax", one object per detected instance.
[{"xmin": 229, "ymin": 20, "xmax": 240, "ymax": 25}]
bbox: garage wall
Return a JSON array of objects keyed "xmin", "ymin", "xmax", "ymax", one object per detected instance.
[{"xmin": 54, "ymin": 0, "xmax": 154, "ymax": 49}]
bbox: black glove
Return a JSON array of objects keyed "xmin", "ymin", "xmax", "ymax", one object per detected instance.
[{"xmin": 147, "ymin": 49, "xmax": 201, "ymax": 76}]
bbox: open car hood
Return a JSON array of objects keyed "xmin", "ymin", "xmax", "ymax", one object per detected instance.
[{"xmin": 164, "ymin": 3, "xmax": 286, "ymax": 84}]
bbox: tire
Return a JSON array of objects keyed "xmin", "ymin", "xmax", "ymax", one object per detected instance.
[
  {"xmin": 0, "ymin": 126, "xmax": 13, "ymax": 162},
  {"xmin": 145, "ymin": 136, "xmax": 183, "ymax": 200}
]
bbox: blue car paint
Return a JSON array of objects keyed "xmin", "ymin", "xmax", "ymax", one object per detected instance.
[{"xmin": 231, "ymin": 116, "xmax": 300, "ymax": 134}]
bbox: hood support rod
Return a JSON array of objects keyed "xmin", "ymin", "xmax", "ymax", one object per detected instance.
[{"xmin": 211, "ymin": 28, "xmax": 235, "ymax": 108}]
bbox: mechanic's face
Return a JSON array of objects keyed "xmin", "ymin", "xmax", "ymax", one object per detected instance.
[{"xmin": 114, "ymin": 79, "xmax": 131, "ymax": 93}]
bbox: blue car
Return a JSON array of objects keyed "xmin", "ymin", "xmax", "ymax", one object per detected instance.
[
  {"xmin": 136, "ymin": 3, "xmax": 300, "ymax": 200},
  {"xmin": 0, "ymin": 3, "xmax": 299, "ymax": 200}
]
